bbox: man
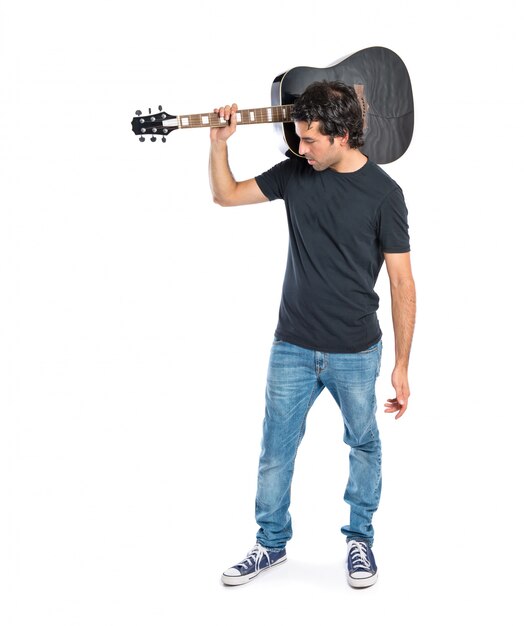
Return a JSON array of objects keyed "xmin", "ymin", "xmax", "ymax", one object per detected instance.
[{"xmin": 209, "ymin": 81, "xmax": 416, "ymax": 588}]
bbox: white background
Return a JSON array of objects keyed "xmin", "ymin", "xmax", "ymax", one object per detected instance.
[{"xmin": 1, "ymin": 0, "xmax": 523, "ymax": 624}]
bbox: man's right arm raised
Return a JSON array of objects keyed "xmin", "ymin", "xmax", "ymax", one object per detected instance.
[{"xmin": 209, "ymin": 103, "xmax": 269, "ymax": 207}]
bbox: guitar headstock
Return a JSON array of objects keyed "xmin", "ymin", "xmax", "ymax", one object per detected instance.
[{"xmin": 131, "ymin": 106, "xmax": 178, "ymax": 142}]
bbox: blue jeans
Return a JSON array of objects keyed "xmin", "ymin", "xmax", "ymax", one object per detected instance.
[{"xmin": 255, "ymin": 338, "xmax": 383, "ymax": 549}]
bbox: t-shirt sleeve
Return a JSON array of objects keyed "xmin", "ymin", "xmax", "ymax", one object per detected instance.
[
  {"xmin": 254, "ymin": 158, "xmax": 293, "ymax": 201},
  {"xmin": 377, "ymin": 187, "xmax": 411, "ymax": 253}
]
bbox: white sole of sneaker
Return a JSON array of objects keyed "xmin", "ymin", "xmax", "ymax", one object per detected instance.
[
  {"xmin": 221, "ymin": 555, "xmax": 288, "ymax": 586},
  {"xmin": 346, "ymin": 570, "xmax": 378, "ymax": 588}
]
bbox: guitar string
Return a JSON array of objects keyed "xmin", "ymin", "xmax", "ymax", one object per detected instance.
[
  {"xmin": 136, "ymin": 105, "xmax": 295, "ymax": 127},
  {"xmin": 134, "ymin": 84, "xmax": 366, "ymax": 129},
  {"xmin": 136, "ymin": 97, "xmax": 367, "ymax": 129}
]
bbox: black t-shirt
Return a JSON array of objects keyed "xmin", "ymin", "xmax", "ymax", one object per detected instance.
[{"xmin": 255, "ymin": 157, "xmax": 410, "ymax": 353}]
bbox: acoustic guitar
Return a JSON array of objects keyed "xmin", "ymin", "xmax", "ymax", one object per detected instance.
[{"xmin": 130, "ymin": 46, "xmax": 414, "ymax": 164}]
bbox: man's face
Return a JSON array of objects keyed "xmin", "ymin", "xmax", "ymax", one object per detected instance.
[{"xmin": 295, "ymin": 120, "xmax": 346, "ymax": 171}]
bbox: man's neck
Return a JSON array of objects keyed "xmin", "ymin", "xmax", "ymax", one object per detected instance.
[{"xmin": 331, "ymin": 149, "xmax": 368, "ymax": 173}]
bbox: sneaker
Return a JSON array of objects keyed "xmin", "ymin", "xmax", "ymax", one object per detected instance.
[
  {"xmin": 346, "ymin": 539, "xmax": 378, "ymax": 588},
  {"xmin": 221, "ymin": 543, "xmax": 287, "ymax": 586}
]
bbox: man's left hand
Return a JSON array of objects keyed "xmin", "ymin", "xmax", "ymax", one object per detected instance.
[{"xmin": 384, "ymin": 366, "xmax": 410, "ymax": 419}]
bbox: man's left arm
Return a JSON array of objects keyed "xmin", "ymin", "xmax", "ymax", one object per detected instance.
[{"xmin": 383, "ymin": 252, "xmax": 416, "ymax": 419}]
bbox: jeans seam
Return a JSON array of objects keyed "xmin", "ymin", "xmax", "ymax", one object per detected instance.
[
  {"xmin": 359, "ymin": 391, "xmax": 378, "ymax": 444},
  {"xmin": 290, "ymin": 381, "xmax": 322, "ymax": 464}
]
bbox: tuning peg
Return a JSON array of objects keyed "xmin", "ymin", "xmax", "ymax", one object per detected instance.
[
  {"xmin": 139, "ymin": 136, "xmax": 145, "ymax": 142},
  {"xmin": 158, "ymin": 105, "xmax": 163, "ymax": 112},
  {"xmin": 150, "ymin": 136, "xmax": 157, "ymax": 142},
  {"xmin": 135, "ymin": 110, "xmax": 142, "ymax": 116},
  {"xmin": 148, "ymin": 108, "xmax": 152, "ymax": 114},
  {"xmin": 162, "ymin": 137, "xmax": 166, "ymax": 143}
]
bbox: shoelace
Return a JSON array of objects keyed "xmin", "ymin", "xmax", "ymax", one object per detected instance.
[
  {"xmin": 347, "ymin": 540, "xmax": 371, "ymax": 570},
  {"xmin": 236, "ymin": 543, "xmax": 271, "ymax": 572}
]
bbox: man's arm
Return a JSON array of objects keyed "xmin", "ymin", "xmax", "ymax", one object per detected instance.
[
  {"xmin": 383, "ymin": 252, "xmax": 416, "ymax": 419},
  {"xmin": 209, "ymin": 103, "xmax": 268, "ymax": 207}
]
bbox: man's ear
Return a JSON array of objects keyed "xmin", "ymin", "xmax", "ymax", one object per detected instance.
[{"xmin": 338, "ymin": 131, "xmax": 350, "ymax": 147}]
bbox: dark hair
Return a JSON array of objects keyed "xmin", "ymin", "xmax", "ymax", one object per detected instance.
[{"xmin": 291, "ymin": 80, "xmax": 364, "ymax": 149}]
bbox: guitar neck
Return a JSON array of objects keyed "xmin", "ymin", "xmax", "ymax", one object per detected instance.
[
  {"xmin": 132, "ymin": 85, "xmax": 367, "ymax": 140},
  {"xmin": 176, "ymin": 104, "xmax": 294, "ymax": 129}
]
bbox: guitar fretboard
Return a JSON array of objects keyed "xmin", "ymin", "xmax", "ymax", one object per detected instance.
[
  {"xmin": 176, "ymin": 105, "xmax": 294, "ymax": 129},
  {"xmin": 175, "ymin": 85, "xmax": 367, "ymax": 130}
]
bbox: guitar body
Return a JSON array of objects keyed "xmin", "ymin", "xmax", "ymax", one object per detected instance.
[{"xmin": 271, "ymin": 47, "xmax": 414, "ymax": 163}]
